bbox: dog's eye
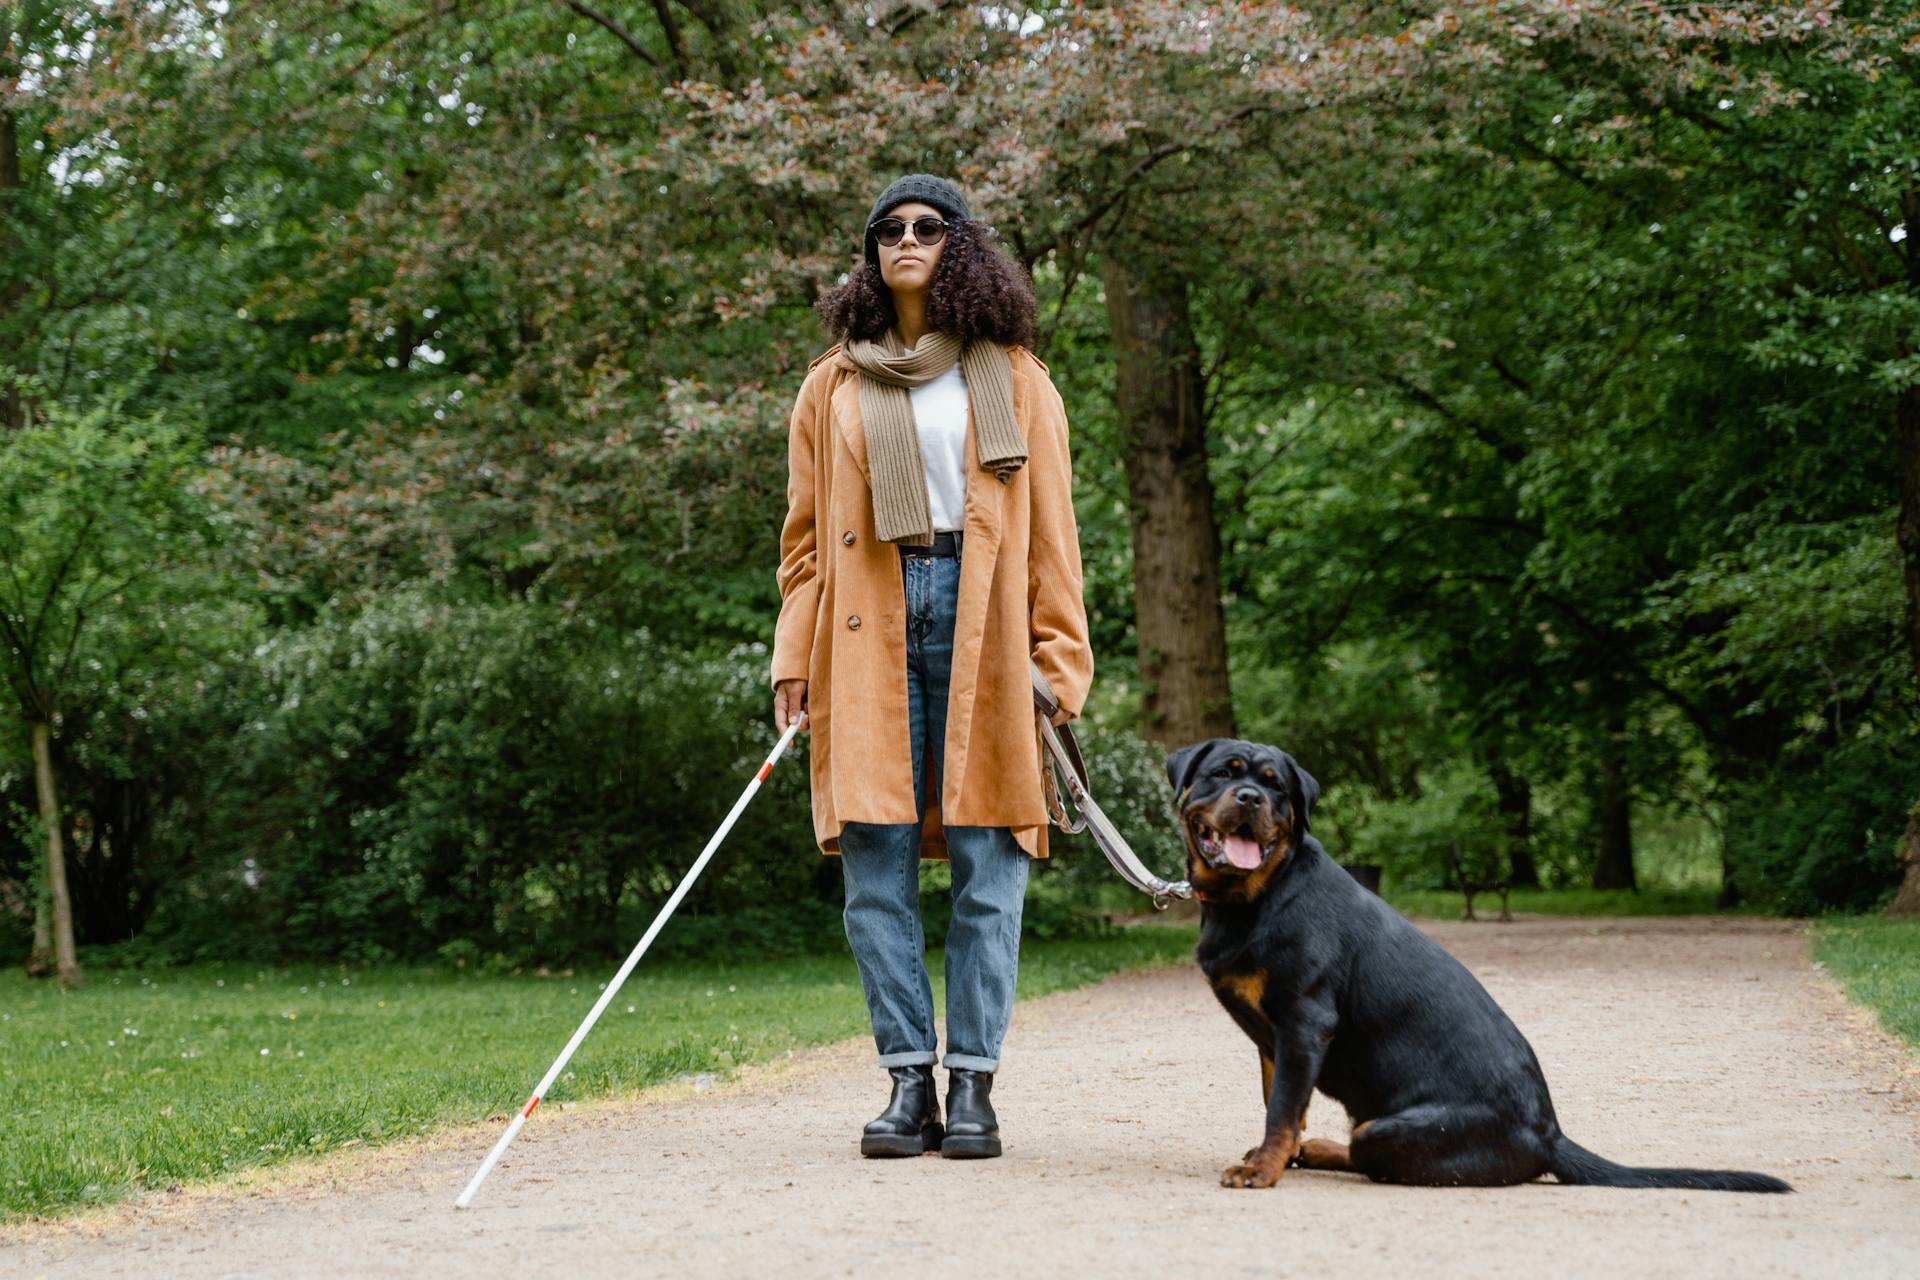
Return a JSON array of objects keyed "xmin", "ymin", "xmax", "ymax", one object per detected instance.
[{"xmin": 1211, "ymin": 766, "xmax": 1232, "ymax": 779}]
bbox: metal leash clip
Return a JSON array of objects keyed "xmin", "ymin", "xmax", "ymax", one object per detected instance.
[{"xmin": 1031, "ymin": 661, "xmax": 1193, "ymax": 910}]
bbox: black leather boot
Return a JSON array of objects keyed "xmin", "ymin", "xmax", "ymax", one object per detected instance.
[
  {"xmin": 861, "ymin": 1064, "xmax": 943, "ymax": 1157},
  {"xmin": 940, "ymin": 1068, "xmax": 1002, "ymax": 1158}
]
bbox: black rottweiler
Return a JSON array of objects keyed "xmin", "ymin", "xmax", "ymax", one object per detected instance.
[{"xmin": 1167, "ymin": 737, "xmax": 1790, "ymax": 1193}]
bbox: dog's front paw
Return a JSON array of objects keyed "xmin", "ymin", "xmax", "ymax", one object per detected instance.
[{"xmin": 1220, "ymin": 1161, "xmax": 1282, "ymax": 1189}]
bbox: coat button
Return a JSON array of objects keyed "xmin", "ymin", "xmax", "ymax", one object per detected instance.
[
  {"xmin": 847, "ymin": 615, "xmax": 861, "ymax": 631},
  {"xmin": 842, "ymin": 530, "xmax": 856, "ymax": 546}
]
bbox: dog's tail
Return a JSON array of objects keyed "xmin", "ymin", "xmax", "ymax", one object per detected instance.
[{"xmin": 1547, "ymin": 1134, "xmax": 1790, "ymax": 1193}]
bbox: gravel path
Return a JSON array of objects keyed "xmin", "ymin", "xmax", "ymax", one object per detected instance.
[{"xmin": 9, "ymin": 916, "xmax": 1919, "ymax": 1279}]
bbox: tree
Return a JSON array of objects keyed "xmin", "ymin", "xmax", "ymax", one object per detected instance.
[
  {"xmin": 21, "ymin": 0, "xmax": 1912, "ymax": 950},
  {"xmin": 0, "ymin": 394, "xmax": 212, "ymax": 984}
]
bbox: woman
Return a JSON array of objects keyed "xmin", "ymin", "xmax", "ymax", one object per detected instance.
[{"xmin": 770, "ymin": 174, "xmax": 1093, "ymax": 1160}]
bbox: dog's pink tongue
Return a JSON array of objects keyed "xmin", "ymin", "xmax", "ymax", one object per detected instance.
[{"xmin": 1223, "ymin": 835, "xmax": 1263, "ymax": 870}]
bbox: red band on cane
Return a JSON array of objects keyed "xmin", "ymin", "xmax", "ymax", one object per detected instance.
[
  {"xmin": 521, "ymin": 1094, "xmax": 541, "ymax": 1118},
  {"xmin": 755, "ymin": 762, "xmax": 772, "ymax": 782}
]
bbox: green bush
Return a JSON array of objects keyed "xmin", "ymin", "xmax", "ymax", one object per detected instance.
[
  {"xmin": 1722, "ymin": 731, "xmax": 1914, "ymax": 914},
  {"xmin": 1325, "ymin": 758, "xmax": 1501, "ymax": 890},
  {"xmin": 113, "ymin": 591, "xmax": 830, "ymax": 963}
]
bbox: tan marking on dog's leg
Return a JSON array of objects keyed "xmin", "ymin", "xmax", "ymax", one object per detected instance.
[
  {"xmin": 1243, "ymin": 1064, "xmax": 1280, "ymax": 1160},
  {"xmin": 1283, "ymin": 1101, "xmax": 1318, "ymax": 1167},
  {"xmin": 1295, "ymin": 1138, "xmax": 1356, "ymax": 1172},
  {"xmin": 1222, "ymin": 1123, "xmax": 1301, "ymax": 1190}
]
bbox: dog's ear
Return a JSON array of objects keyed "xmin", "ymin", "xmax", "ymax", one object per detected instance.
[
  {"xmin": 1288, "ymin": 757, "xmax": 1321, "ymax": 834},
  {"xmin": 1164, "ymin": 740, "xmax": 1218, "ymax": 796}
]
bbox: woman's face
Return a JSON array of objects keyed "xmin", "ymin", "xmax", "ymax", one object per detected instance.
[{"xmin": 875, "ymin": 201, "xmax": 947, "ymax": 297}]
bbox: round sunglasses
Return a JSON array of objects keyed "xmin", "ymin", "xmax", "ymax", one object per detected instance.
[{"xmin": 869, "ymin": 215, "xmax": 951, "ymax": 248}]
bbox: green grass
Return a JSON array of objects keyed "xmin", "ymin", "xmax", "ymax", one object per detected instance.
[
  {"xmin": 1384, "ymin": 886, "xmax": 1727, "ymax": 919},
  {"xmin": 1810, "ymin": 916, "xmax": 1920, "ymax": 1052},
  {"xmin": 0, "ymin": 929, "xmax": 1197, "ymax": 1222}
]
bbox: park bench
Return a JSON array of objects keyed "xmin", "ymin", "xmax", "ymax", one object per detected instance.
[{"xmin": 1446, "ymin": 840, "xmax": 1512, "ymax": 923}]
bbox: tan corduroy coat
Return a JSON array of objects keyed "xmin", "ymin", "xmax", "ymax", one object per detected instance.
[{"xmin": 770, "ymin": 340, "xmax": 1094, "ymax": 860}]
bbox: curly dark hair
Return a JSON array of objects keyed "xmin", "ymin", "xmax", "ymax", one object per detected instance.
[{"xmin": 814, "ymin": 218, "xmax": 1038, "ymax": 350}]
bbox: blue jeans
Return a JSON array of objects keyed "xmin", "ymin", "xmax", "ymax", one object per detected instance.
[{"xmin": 839, "ymin": 550, "xmax": 1029, "ymax": 1073}]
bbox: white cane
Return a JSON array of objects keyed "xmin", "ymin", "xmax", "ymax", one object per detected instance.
[{"xmin": 454, "ymin": 711, "xmax": 808, "ymax": 1210}]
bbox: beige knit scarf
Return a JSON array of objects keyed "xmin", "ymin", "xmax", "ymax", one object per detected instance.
[{"xmin": 843, "ymin": 327, "xmax": 1025, "ymax": 545}]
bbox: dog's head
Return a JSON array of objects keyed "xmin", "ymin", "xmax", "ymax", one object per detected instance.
[{"xmin": 1164, "ymin": 738, "xmax": 1319, "ymax": 901}]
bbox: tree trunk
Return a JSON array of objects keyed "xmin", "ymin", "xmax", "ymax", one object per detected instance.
[
  {"xmin": 1891, "ymin": 801, "xmax": 1920, "ymax": 916},
  {"xmin": 1487, "ymin": 761, "xmax": 1540, "ymax": 887},
  {"xmin": 1102, "ymin": 256, "xmax": 1235, "ymax": 746},
  {"xmin": 26, "ymin": 892, "xmax": 52, "ymax": 978},
  {"xmin": 1593, "ymin": 721, "xmax": 1637, "ymax": 892},
  {"xmin": 1890, "ymin": 187, "xmax": 1920, "ymax": 917},
  {"xmin": 29, "ymin": 721, "xmax": 81, "ymax": 987},
  {"xmin": 1705, "ymin": 688, "xmax": 1788, "ymax": 908},
  {"xmin": 1716, "ymin": 851, "xmax": 1744, "ymax": 909}
]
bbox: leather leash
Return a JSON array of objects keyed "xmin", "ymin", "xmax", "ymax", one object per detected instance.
[{"xmin": 1030, "ymin": 661, "xmax": 1193, "ymax": 909}]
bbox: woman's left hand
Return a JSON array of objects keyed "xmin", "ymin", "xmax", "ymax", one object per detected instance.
[{"xmin": 1049, "ymin": 706, "xmax": 1071, "ymax": 728}]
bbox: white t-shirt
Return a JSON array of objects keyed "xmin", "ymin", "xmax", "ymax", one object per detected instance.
[{"xmin": 904, "ymin": 347, "xmax": 969, "ymax": 532}]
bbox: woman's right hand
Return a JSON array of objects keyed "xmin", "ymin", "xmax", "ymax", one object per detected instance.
[{"xmin": 775, "ymin": 679, "xmax": 809, "ymax": 734}]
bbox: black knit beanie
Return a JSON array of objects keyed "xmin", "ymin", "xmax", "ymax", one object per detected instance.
[{"xmin": 863, "ymin": 173, "xmax": 972, "ymax": 270}]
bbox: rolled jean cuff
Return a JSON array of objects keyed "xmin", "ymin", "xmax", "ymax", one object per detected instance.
[
  {"xmin": 942, "ymin": 1052, "xmax": 999, "ymax": 1072},
  {"xmin": 876, "ymin": 1050, "xmax": 938, "ymax": 1068}
]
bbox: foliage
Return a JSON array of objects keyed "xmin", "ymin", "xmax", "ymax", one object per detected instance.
[
  {"xmin": 1199, "ymin": 6, "xmax": 1919, "ymax": 902},
  {"xmin": 7, "ymin": 0, "xmax": 1920, "ymax": 969},
  {"xmin": 120, "ymin": 594, "xmax": 828, "ymax": 964},
  {"xmin": 1721, "ymin": 732, "xmax": 1917, "ymax": 915},
  {"xmin": 0, "ymin": 393, "xmax": 239, "ymax": 957},
  {"xmin": 0, "ymin": 392, "xmax": 219, "ymax": 715}
]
